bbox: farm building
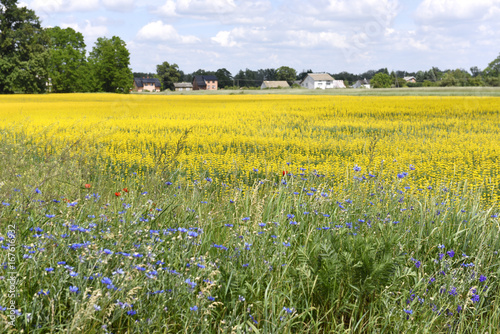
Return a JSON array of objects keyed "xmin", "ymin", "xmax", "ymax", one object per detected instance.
[
  {"xmin": 260, "ymin": 81, "xmax": 290, "ymax": 89},
  {"xmin": 352, "ymin": 78, "xmax": 371, "ymax": 89},
  {"xmin": 133, "ymin": 77, "xmax": 161, "ymax": 92},
  {"xmin": 404, "ymin": 76, "xmax": 417, "ymax": 83},
  {"xmin": 174, "ymin": 82, "xmax": 193, "ymax": 91},
  {"xmin": 300, "ymin": 73, "xmax": 345, "ymax": 89},
  {"xmin": 193, "ymin": 75, "xmax": 218, "ymax": 90}
]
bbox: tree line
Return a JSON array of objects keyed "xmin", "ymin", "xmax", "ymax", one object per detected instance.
[
  {"xmin": 0, "ymin": 0, "xmax": 132, "ymax": 94},
  {"xmin": 1, "ymin": 0, "xmax": 499, "ymax": 93}
]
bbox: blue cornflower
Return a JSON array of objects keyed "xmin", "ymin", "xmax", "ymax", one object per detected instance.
[
  {"xmin": 415, "ymin": 261, "xmax": 421, "ymax": 268},
  {"xmin": 185, "ymin": 278, "xmax": 197, "ymax": 288},
  {"xmin": 353, "ymin": 165, "xmax": 361, "ymax": 172},
  {"xmin": 165, "ymin": 182, "xmax": 172, "ymax": 185},
  {"xmin": 242, "ymin": 217, "xmax": 250, "ymax": 221},
  {"xmin": 93, "ymin": 305, "xmax": 101, "ymax": 311},
  {"xmin": 471, "ymin": 294, "xmax": 480, "ymax": 303},
  {"xmin": 37, "ymin": 289, "xmax": 49, "ymax": 296},
  {"xmin": 479, "ymin": 275, "xmax": 487, "ymax": 282},
  {"xmin": 69, "ymin": 272, "xmax": 78, "ymax": 277},
  {"xmin": 103, "ymin": 249, "xmax": 113, "ymax": 255},
  {"xmin": 449, "ymin": 286, "xmax": 458, "ymax": 296},
  {"xmin": 190, "ymin": 306, "xmax": 198, "ymax": 311},
  {"xmin": 283, "ymin": 307, "xmax": 294, "ymax": 314},
  {"xmin": 35, "ymin": 188, "xmax": 42, "ymax": 194},
  {"xmin": 101, "ymin": 277, "xmax": 112, "ymax": 285},
  {"xmin": 447, "ymin": 250, "xmax": 455, "ymax": 258},
  {"xmin": 283, "ymin": 242, "xmax": 291, "ymax": 247},
  {"xmin": 205, "ymin": 177, "xmax": 212, "ymax": 182},
  {"xmin": 127, "ymin": 310, "xmax": 137, "ymax": 315},
  {"xmin": 69, "ymin": 286, "xmax": 79, "ymax": 293},
  {"xmin": 45, "ymin": 214, "xmax": 55, "ymax": 218},
  {"xmin": 45, "ymin": 267, "xmax": 54, "ymax": 272},
  {"xmin": 258, "ymin": 223, "xmax": 266, "ymax": 227},
  {"xmin": 207, "ymin": 296, "xmax": 215, "ymax": 301},
  {"xmin": 113, "ymin": 268, "xmax": 125, "ymax": 275}
]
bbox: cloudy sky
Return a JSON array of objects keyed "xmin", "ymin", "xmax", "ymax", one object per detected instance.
[{"xmin": 22, "ymin": 0, "xmax": 500, "ymax": 75}]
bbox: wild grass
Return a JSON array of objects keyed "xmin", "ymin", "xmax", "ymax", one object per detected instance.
[{"xmin": 0, "ymin": 133, "xmax": 499, "ymax": 334}]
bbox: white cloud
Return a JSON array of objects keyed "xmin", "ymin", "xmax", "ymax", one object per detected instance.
[
  {"xmin": 157, "ymin": 0, "xmax": 236, "ymax": 16},
  {"xmin": 30, "ymin": 0, "xmax": 99, "ymax": 13},
  {"xmin": 211, "ymin": 31, "xmax": 239, "ymax": 47},
  {"xmin": 282, "ymin": 30, "xmax": 348, "ymax": 48},
  {"xmin": 287, "ymin": 0, "xmax": 399, "ymax": 22},
  {"xmin": 415, "ymin": 0, "xmax": 500, "ymax": 25},
  {"xmin": 61, "ymin": 20, "xmax": 109, "ymax": 41},
  {"xmin": 102, "ymin": 0, "xmax": 135, "ymax": 12},
  {"xmin": 136, "ymin": 21, "xmax": 200, "ymax": 44}
]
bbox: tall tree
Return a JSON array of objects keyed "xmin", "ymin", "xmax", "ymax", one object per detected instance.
[
  {"xmin": 483, "ymin": 53, "xmax": 500, "ymax": 77},
  {"xmin": 276, "ymin": 66, "xmax": 297, "ymax": 85},
  {"xmin": 88, "ymin": 36, "xmax": 133, "ymax": 93},
  {"xmin": 0, "ymin": 0, "xmax": 49, "ymax": 93},
  {"xmin": 370, "ymin": 73, "xmax": 392, "ymax": 88},
  {"xmin": 215, "ymin": 68, "xmax": 232, "ymax": 88},
  {"xmin": 157, "ymin": 61, "xmax": 180, "ymax": 91},
  {"xmin": 46, "ymin": 27, "xmax": 88, "ymax": 93}
]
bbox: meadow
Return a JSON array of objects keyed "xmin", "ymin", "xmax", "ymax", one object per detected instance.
[{"xmin": 0, "ymin": 94, "xmax": 499, "ymax": 333}]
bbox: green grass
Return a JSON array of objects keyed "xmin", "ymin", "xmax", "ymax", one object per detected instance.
[{"xmin": 0, "ymin": 136, "xmax": 499, "ymax": 333}]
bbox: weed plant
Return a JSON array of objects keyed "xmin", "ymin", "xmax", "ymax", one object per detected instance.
[{"xmin": 0, "ymin": 136, "xmax": 499, "ymax": 334}]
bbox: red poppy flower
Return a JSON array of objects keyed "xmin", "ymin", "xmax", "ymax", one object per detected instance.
[
  {"xmin": 282, "ymin": 171, "xmax": 289, "ymax": 176},
  {"xmin": 115, "ymin": 192, "xmax": 121, "ymax": 197},
  {"xmin": 123, "ymin": 188, "xmax": 129, "ymax": 193},
  {"xmin": 84, "ymin": 184, "xmax": 91, "ymax": 189}
]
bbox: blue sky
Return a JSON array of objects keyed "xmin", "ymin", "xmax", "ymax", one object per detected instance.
[{"xmin": 22, "ymin": 0, "xmax": 500, "ymax": 75}]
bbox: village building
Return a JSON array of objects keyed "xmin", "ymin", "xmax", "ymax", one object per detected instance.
[
  {"xmin": 403, "ymin": 76, "xmax": 417, "ymax": 83},
  {"xmin": 300, "ymin": 73, "xmax": 345, "ymax": 89},
  {"xmin": 133, "ymin": 77, "xmax": 161, "ymax": 92},
  {"xmin": 352, "ymin": 78, "xmax": 371, "ymax": 89},
  {"xmin": 174, "ymin": 82, "xmax": 193, "ymax": 91},
  {"xmin": 260, "ymin": 81, "xmax": 290, "ymax": 89},
  {"xmin": 192, "ymin": 75, "xmax": 218, "ymax": 90}
]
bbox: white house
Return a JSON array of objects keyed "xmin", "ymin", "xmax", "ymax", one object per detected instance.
[
  {"xmin": 332, "ymin": 80, "xmax": 347, "ymax": 88},
  {"xmin": 260, "ymin": 81, "xmax": 290, "ymax": 89},
  {"xmin": 352, "ymin": 78, "xmax": 371, "ymax": 89},
  {"xmin": 301, "ymin": 73, "xmax": 336, "ymax": 89}
]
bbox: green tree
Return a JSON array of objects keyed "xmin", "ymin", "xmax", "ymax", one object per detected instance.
[
  {"xmin": 46, "ymin": 27, "xmax": 88, "ymax": 93},
  {"xmin": 215, "ymin": 68, "xmax": 232, "ymax": 88},
  {"xmin": 0, "ymin": 0, "xmax": 49, "ymax": 93},
  {"xmin": 88, "ymin": 36, "xmax": 133, "ymax": 93},
  {"xmin": 483, "ymin": 53, "xmax": 500, "ymax": 86},
  {"xmin": 276, "ymin": 66, "xmax": 297, "ymax": 85},
  {"xmin": 370, "ymin": 73, "xmax": 392, "ymax": 88},
  {"xmin": 156, "ymin": 61, "xmax": 180, "ymax": 91}
]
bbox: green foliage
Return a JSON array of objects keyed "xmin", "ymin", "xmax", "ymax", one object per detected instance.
[
  {"xmin": 156, "ymin": 61, "xmax": 180, "ymax": 91},
  {"xmin": 88, "ymin": 36, "xmax": 133, "ymax": 93},
  {"xmin": 0, "ymin": 0, "xmax": 49, "ymax": 93},
  {"xmin": 483, "ymin": 53, "xmax": 500, "ymax": 78},
  {"xmin": 215, "ymin": 68, "xmax": 233, "ymax": 88},
  {"xmin": 46, "ymin": 27, "xmax": 89, "ymax": 93},
  {"xmin": 276, "ymin": 66, "xmax": 297, "ymax": 85},
  {"xmin": 0, "ymin": 130, "xmax": 499, "ymax": 333},
  {"xmin": 370, "ymin": 73, "xmax": 392, "ymax": 88}
]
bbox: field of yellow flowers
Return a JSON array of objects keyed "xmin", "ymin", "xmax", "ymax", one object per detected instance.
[{"xmin": 1, "ymin": 93, "xmax": 499, "ymax": 205}]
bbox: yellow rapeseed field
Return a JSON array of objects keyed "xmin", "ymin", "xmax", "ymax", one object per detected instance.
[{"xmin": 1, "ymin": 93, "xmax": 499, "ymax": 205}]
